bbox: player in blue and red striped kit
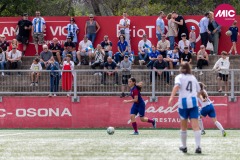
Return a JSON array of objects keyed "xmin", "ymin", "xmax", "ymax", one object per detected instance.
[{"xmin": 123, "ymin": 77, "xmax": 156, "ymax": 135}]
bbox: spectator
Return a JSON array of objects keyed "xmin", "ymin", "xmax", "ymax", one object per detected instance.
[
  {"xmin": 181, "ymin": 47, "xmax": 192, "ymax": 64},
  {"xmin": 6, "ymin": 44, "xmax": 22, "ymax": 75},
  {"xmin": 91, "ymin": 44, "xmax": 105, "ymax": 75},
  {"xmin": 101, "ymin": 35, "xmax": 113, "ymax": 62},
  {"xmin": 66, "ymin": 17, "xmax": 79, "ymax": 44},
  {"xmin": 0, "ymin": 34, "xmax": 9, "ymax": 52},
  {"xmin": 85, "ymin": 14, "xmax": 100, "ymax": 46},
  {"xmin": 9, "ymin": 39, "xmax": 19, "ymax": 50},
  {"xmin": 101, "ymin": 57, "xmax": 118, "ymax": 85},
  {"xmin": 157, "ymin": 34, "xmax": 170, "ymax": 58},
  {"xmin": 178, "ymin": 33, "xmax": 190, "ymax": 58},
  {"xmin": 151, "ymin": 54, "xmax": 170, "ymax": 85},
  {"xmin": 46, "ymin": 57, "xmax": 60, "ymax": 97},
  {"xmin": 228, "ymin": 20, "xmax": 239, "ymax": 55},
  {"xmin": 62, "ymin": 54, "xmax": 74, "ymax": 97},
  {"xmin": 199, "ymin": 12, "xmax": 210, "ymax": 47},
  {"xmin": 138, "ymin": 34, "xmax": 151, "ymax": 65},
  {"xmin": 0, "ymin": 47, "xmax": 5, "ymax": 76},
  {"xmin": 15, "ymin": 13, "xmax": 32, "ymax": 56},
  {"xmin": 189, "ymin": 26, "xmax": 197, "ymax": 54},
  {"xmin": 32, "ymin": 11, "xmax": 46, "ymax": 56},
  {"xmin": 63, "ymin": 36, "xmax": 77, "ymax": 64},
  {"xmin": 212, "ymin": 51, "xmax": 230, "ymax": 96},
  {"xmin": 30, "ymin": 57, "xmax": 42, "ymax": 86},
  {"xmin": 147, "ymin": 45, "xmax": 160, "ymax": 69},
  {"xmin": 40, "ymin": 45, "xmax": 53, "ymax": 68},
  {"xmin": 115, "ymin": 35, "xmax": 128, "ymax": 65},
  {"xmin": 172, "ymin": 11, "xmax": 189, "ymax": 41},
  {"xmin": 156, "ymin": 11, "xmax": 165, "ymax": 41},
  {"xmin": 49, "ymin": 37, "xmax": 62, "ymax": 63},
  {"xmin": 120, "ymin": 55, "xmax": 131, "ymax": 98},
  {"xmin": 119, "ymin": 12, "xmax": 131, "ymax": 52},
  {"xmin": 164, "ymin": 47, "xmax": 179, "ymax": 76},
  {"xmin": 208, "ymin": 12, "xmax": 221, "ymax": 55},
  {"xmin": 196, "ymin": 45, "xmax": 209, "ymax": 76},
  {"xmin": 77, "ymin": 35, "xmax": 93, "ymax": 66},
  {"xmin": 166, "ymin": 13, "xmax": 177, "ymax": 50}
]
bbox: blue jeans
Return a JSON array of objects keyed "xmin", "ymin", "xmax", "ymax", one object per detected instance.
[
  {"xmin": 0, "ymin": 61, "xmax": 5, "ymax": 70},
  {"xmin": 50, "ymin": 75, "xmax": 60, "ymax": 92},
  {"xmin": 156, "ymin": 33, "xmax": 162, "ymax": 41},
  {"xmin": 87, "ymin": 33, "xmax": 96, "ymax": 46},
  {"xmin": 114, "ymin": 52, "xmax": 128, "ymax": 63},
  {"xmin": 169, "ymin": 36, "xmax": 175, "ymax": 50},
  {"xmin": 138, "ymin": 52, "xmax": 148, "ymax": 61}
]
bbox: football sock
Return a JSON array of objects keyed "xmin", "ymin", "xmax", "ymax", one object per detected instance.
[
  {"xmin": 199, "ymin": 118, "xmax": 205, "ymax": 131},
  {"xmin": 147, "ymin": 118, "xmax": 154, "ymax": 123},
  {"xmin": 132, "ymin": 122, "xmax": 138, "ymax": 132},
  {"xmin": 194, "ymin": 130, "xmax": 201, "ymax": 148},
  {"xmin": 215, "ymin": 121, "xmax": 224, "ymax": 131},
  {"xmin": 180, "ymin": 130, "xmax": 187, "ymax": 148}
]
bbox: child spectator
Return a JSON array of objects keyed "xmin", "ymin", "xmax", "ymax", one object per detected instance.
[
  {"xmin": 164, "ymin": 47, "xmax": 179, "ymax": 76},
  {"xmin": 120, "ymin": 55, "xmax": 131, "ymax": 98},
  {"xmin": 228, "ymin": 20, "xmax": 239, "ymax": 55},
  {"xmin": 189, "ymin": 26, "xmax": 196, "ymax": 54},
  {"xmin": 30, "ymin": 57, "xmax": 42, "ymax": 86},
  {"xmin": 196, "ymin": 45, "xmax": 208, "ymax": 76},
  {"xmin": 147, "ymin": 45, "xmax": 160, "ymax": 69},
  {"xmin": 181, "ymin": 47, "xmax": 192, "ymax": 64},
  {"xmin": 62, "ymin": 54, "xmax": 74, "ymax": 97}
]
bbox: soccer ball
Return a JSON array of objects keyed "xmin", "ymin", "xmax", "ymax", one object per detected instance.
[
  {"xmin": 226, "ymin": 30, "xmax": 232, "ymax": 36},
  {"xmin": 107, "ymin": 127, "xmax": 115, "ymax": 135}
]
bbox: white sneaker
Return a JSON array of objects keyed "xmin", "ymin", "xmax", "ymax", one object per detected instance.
[
  {"xmin": 48, "ymin": 93, "xmax": 52, "ymax": 97},
  {"xmin": 199, "ymin": 71, "xmax": 203, "ymax": 75},
  {"xmin": 98, "ymin": 72, "xmax": 102, "ymax": 76},
  {"xmin": 171, "ymin": 71, "xmax": 174, "ymax": 76},
  {"xmin": 194, "ymin": 67, "xmax": 198, "ymax": 72},
  {"xmin": 77, "ymin": 62, "xmax": 81, "ymax": 66},
  {"xmin": 1, "ymin": 72, "xmax": 4, "ymax": 76},
  {"xmin": 89, "ymin": 62, "xmax": 91, "ymax": 66},
  {"xmin": 30, "ymin": 83, "xmax": 34, "ymax": 86},
  {"xmin": 117, "ymin": 63, "xmax": 120, "ymax": 66},
  {"xmin": 35, "ymin": 83, "xmax": 38, "ymax": 86},
  {"xmin": 94, "ymin": 73, "xmax": 98, "ymax": 76},
  {"xmin": 141, "ymin": 60, "xmax": 145, "ymax": 64},
  {"xmin": 224, "ymin": 93, "xmax": 227, "ymax": 96},
  {"xmin": 139, "ymin": 60, "xmax": 142, "ymax": 66},
  {"xmin": 67, "ymin": 93, "xmax": 70, "ymax": 97},
  {"xmin": 54, "ymin": 94, "xmax": 57, "ymax": 97}
]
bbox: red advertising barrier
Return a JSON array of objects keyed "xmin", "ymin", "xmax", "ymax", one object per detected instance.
[
  {"xmin": 0, "ymin": 96, "xmax": 239, "ymax": 129},
  {"xmin": 0, "ymin": 16, "xmax": 238, "ymax": 55}
]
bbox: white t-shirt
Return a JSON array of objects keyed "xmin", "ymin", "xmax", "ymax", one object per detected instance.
[
  {"xmin": 138, "ymin": 40, "xmax": 152, "ymax": 52},
  {"xmin": 119, "ymin": 18, "xmax": 130, "ymax": 34},
  {"xmin": 30, "ymin": 63, "xmax": 42, "ymax": 71},
  {"xmin": 212, "ymin": 57, "xmax": 230, "ymax": 74},
  {"xmin": 175, "ymin": 74, "xmax": 200, "ymax": 109},
  {"xmin": 178, "ymin": 40, "xmax": 190, "ymax": 52},
  {"xmin": 7, "ymin": 50, "xmax": 22, "ymax": 60},
  {"xmin": 79, "ymin": 40, "xmax": 92, "ymax": 52}
]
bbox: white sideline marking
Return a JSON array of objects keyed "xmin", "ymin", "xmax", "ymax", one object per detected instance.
[{"xmin": 0, "ymin": 132, "xmax": 37, "ymax": 137}]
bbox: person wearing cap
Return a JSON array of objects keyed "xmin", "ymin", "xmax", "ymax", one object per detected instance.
[
  {"xmin": 138, "ymin": 34, "xmax": 152, "ymax": 65},
  {"xmin": 15, "ymin": 13, "xmax": 32, "ymax": 56},
  {"xmin": 120, "ymin": 55, "xmax": 131, "ymax": 98},
  {"xmin": 189, "ymin": 26, "xmax": 196, "ymax": 54},
  {"xmin": 49, "ymin": 37, "xmax": 62, "ymax": 63},
  {"xmin": 119, "ymin": 12, "xmax": 131, "ymax": 53},
  {"xmin": 166, "ymin": 13, "xmax": 177, "ymax": 50},
  {"xmin": 85, "ymin": 14, "xmax": 100, "ymax": 46},
  {"xmin": 180, "ymin": 47, "xmax": 192, "ymax": 64},
  {"xmin": 178, "ymin": 33, "xmax": 190, "ymax": 58},
  {"xmin": 0, "ymin": 34, "xmax": 9, "ymax": 52},
  {"xmin": 199, "ymin": 12, "xmax": 210, "ymax": 47},
  {"xmin": 156, "ymin": 11, "xmax": 165, "ymax": 41},
  {"xmin": 115, "ymin": 34, "xmax": 128, "ymax": 65},
  {"xmin": 62, "ymin": 54, "xmax": 74, "ymax": 97},
  {"xmin": 157, "ymin": 33, "xmax": 170, "ymax": 58},
  {"xmin": 101, "ymin": 35, "xmax": 113, "ymax": 62},
  {"xmin": 77, "ymin": 35, "xmax": 93, "ymax": 66},
  {"xmin": 32, "ymin": 11, "xmax": 46, "ymax": 56},
  {"xmin": 63, "ymin": 36, "xmax": 77, "ymax": 64},
  {"xmin": 66, "ymin": 17, "xmax": 79, "ymax": 43},
  {"xmin": 172, "ymin": 11, "xmax": 189, "ymax": 41}
]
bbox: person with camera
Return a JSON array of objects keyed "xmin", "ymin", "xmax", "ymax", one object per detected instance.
[
  {"xmin": 6, "ymin": 44, "xmax": 22, "ymax": 76},
  {"xmin": 91, "ymin": 44, "xmax": 105, "ymax": 75},
  {"xmin": 196, "ymin": 45, "xmax": 209, "ymax": 76}
]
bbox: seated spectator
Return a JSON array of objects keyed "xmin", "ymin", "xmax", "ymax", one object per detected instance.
[
  {"xmin": 30, "ymin": 57, "xmax": 42, "ymax": 86},
  {"xmin": 101, "ymin": 57, "xmax": 118, "ymax": 85},
  {"xmin": 196, "ymin": 45, "xmax": 209, "ymax": 76},
  {"xmin": 77, "ymin": 35, "xmax": 93, "ymax": 66},
  {"xmin": 212, "ymin": 51, "xmax": 230, "ymax": 96},
  {"xmin": 147, "ymin": 45, "xmax": 160, "ymax": 69},
  {"xmin": 178, "ymin": 33, "xmax": 190, "ymax": 58},
  {"xmin": 63, "ymin": 36, "xmax": 77, "ymax": 64},
  {"xmin": 9, "ymin": 39, "xmax": 19, "ymax": 51},
  {"xmin": 151, "ymin": 54, "xmax": 170, "ymax": 85},
  {"xmin": 46, "ymin": 57, "xmax": 60, "ymax": 97},
  {"xmin": 62, "ymin": 54, "xmax": 74, "ymax": 97},
  {"xmin": 120, "ymin": 55, "xmax": 131, "ymax": 98},
  {"xmin": 49, "ymin": 37, "xmax": 62, "ymax": 63},
  {"xmin": 180, "ymin": 47, "xmax": 192, "ymax": 64},
  {"xmin": 6, "ymin": 44, "xmax": 22, "ymax": 75},
  {"xmin": 101, "ymin": 35, "xmax": 113, "ymax": 62},
  {"xmin": 164, "ymin": 46, "xmax": 179, "ymax": 75},
  {"xmin": 138, "ymin": 34, "xmax": 151, "ymax": 65},
  {"xmin": 115, "ymin": 35, "xmax": 128, "ymax": 65},
  {"xmin": 40, "ymin": 45, "xmax": 53, "ymax": 68},
  {"xmin": 157, "ymin": 34, "xmax": 170, "ymax": 58},
  {"xmin": 91, "ymin": 44, "xmax": 105, "ymax": 75},
  {"xmin": 0, "ymin": 34, "xmax": 9, "ymax": 53},
  {"xmin": 0, "ymin": 47, "xmax": 5, "ymax": 76}
]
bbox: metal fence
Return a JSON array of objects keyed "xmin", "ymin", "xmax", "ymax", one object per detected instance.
[{"xmin": 0, "ymin": 69, "xmax": 238, "ymax": 102}]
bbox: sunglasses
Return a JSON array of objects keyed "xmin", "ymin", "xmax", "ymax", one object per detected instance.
[
  {"xmin": 89, "ymin": 17, "xmax": 93, "ymax": 18},
  {"xmin": 12, "ymin": 48, "xmax": 16, "ymax": 49}
]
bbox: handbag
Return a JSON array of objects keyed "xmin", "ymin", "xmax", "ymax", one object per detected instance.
[{"xmin": 206, "ymin": 41, "xmax": 214, "ymax": 51}]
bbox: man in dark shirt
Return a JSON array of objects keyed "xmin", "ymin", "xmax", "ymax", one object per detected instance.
[
  {"xmin": 151, "ymin": 54, "xmax": 170, "ymax": 85},
  {"xmin": 49, "ymin": 37, "xmax": 62, "ymax": 63},
  {"xmin": 63, "ymin": 37, "xmax": 76, "ymax": 63},
  {"xmin": 0, "ymin": 34, "xmax": 9, "ymax": 52},
  {"xmin": 101, "ymin": 57, "xmax": 118, "ymax": 85},
  {"xmin": 181, "ymin": 47, "xmax": 192, "ymax": 64},
  {"xmin": 172, "ymin": 11, "xmax": 189, "ymax": 41},
  {"xmin": 15, "ymin": 13, "xmax": 32, "ymax": 55},
  {"xmin": 101, "ymin": 35, "xmax": 113, "ymax": 62}
]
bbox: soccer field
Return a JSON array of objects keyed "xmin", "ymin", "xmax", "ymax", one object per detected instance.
[{"xmin": 0, "ymin": 129, "xmax": 239, "ymax": 160}]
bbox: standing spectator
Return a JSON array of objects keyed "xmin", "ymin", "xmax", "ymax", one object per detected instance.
[
  {"xmin": 30, "ymin": 57, "xmax": 42, "ymax": 86},
  {"xmin": 120, "ymin": 55, "xmax": 132, "ymax": 98},
  {"xmin": 119, "ymin": 12, "xmax": 131, "ymax": 53},
  {"xmin": 228, "ymin": 20, "xmax": 239, "ymax": 55},
  {"xmin": 181, "ymin": 47, "xmax": 192, "ymax": 64},
  {"xmin": 66, "ymin": 17, "xmax": 79, "ymax": 44},
  {"xmin": 47, "ymin": 57, "xmax": 60, "ymax": 97},
  {"xmin": 49, "ymin": 37, "xmax": 62, "ymax": 63},
  {"xmin": 196, "ymin": 45, "xmax": 209, "ymax": 76},
  {"xmin": 40, "ymin": 45, "xmax": 53, "ymax": 68},
  {"xmin": 212, "ymin": 51, "xmax": 230, "ymax": 96},
  {"xmin": 199, "ymin": 12, "xmax": 210, "ymax": 47},
  {"xmin": 101, "ymin": 57, "xmax": 118, "ymax": 85},
  {"xmin": 208, "ymin": 12, "xmax": 221, "ymax": 55},
  {"xmin": 76, "ymin": 35, "xmax": 93, "ymax": 66},
  {"xmin": 63, "ymin": 36, "xmax": 77, "ymax": 64},
  {"xmin": 85, "ymin": 14, "xmax": 100, "ymax": 46},
  {"xmin": 157, "ymin": 34, "xmax": 170, "ymax": 58},
  {"xmin": 164, "ymin": 47, "xmax": 179, "ymax": 76},
  {"xmin": 172, "ymin": 11, "xmax": 189, "ymax": 40},
  {"xmin": 0, "ymin": 47, "xmax": 5, "ymax": 76},
  {"xmin": 189, "ymin": 26, "xmax": 197, "ymax": 54},
  {"xmin": 115, "ymin": 35, "xmax": 128, "ymax": 65},
  {"xmin": 101, "ymin": 35, "xmax": 113, "ymax": 62},
  {"xmin": 9, "ymin": 39, "xmax": 19, "ymax": 50},
  {"xmin": 166, "ymin": 13, "xmax": 177, "ymax": 50},
  {"xmin": 6, "ymin": 44, "xmax": 22, "ymax": 75},
  {"xmin": 0, "ymin": 34, "xmax": 9, "ymax": 52},
  {"xmin": 32, "ymin": 11, "xmax": 46, "ymax": 56},
  {"xmin": 15, "ymin": 13, "xmax": 32, "ymax": 56},
  {"xmin": 156, "ymin": 11, "xmax": 165, "ymax": 41},
  {"xmin": 178, "ymin": 33, "xmax": 190, "ymax": 58},
  {"xmin": 91, "ymin": 44, "xmax": 105, "ymax": 75},
  {"xmin": 147, "ymin": 45, "xmax": 160, "ymax": 69},
  {"xmin": 138, "ymin": 34, "xmax": 152, "ymax": 65},
  {"xmin": 62, "ymin": 54, "xmax": 74, "ymax": 97}
]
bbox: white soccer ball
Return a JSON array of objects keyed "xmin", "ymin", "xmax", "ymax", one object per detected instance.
[
  {"xmin": 226, "ymin": 30, "xmax": 232, "ymax": 36},
  {"xmin": 107, "ymin": 127, "xmax": 115, "ymax": 135}
]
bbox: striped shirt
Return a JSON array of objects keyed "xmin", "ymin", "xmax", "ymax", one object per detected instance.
[
  {"xmin": 32, "ymin": 17, "xmax": 46, "ymax": 33},
  {"xmin": 66, "ymin": 24, "xmax": 79, "ymax": 38}
]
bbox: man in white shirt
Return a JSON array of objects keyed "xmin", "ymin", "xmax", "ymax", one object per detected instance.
[
  {"xmin": 6, "ymin": 44, "xmax": 22, "ymax": 75},
  {"xmin": 119, "ymin": 12, "xmax": 131, "ymax": 53},
  {"xmin": 138, "ymin": 34, "xmax": 152, "ymax": 65},
  {"xmin": 77, "ymin": 35, "xmax": 93, "ymax": 66}
]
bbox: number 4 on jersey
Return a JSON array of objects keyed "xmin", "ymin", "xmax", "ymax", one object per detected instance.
[{"xmin": 186, "ymin": 81, "xmax": 192, "ymax": 92}]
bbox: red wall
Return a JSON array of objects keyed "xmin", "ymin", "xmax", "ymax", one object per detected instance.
[
  {"xmin": 0, "ymin": 16, "xmax": 237, "ymax": 56},
  {"xmin": 0, "ymin": 96, "xmax": 239, "ymax": 129}
]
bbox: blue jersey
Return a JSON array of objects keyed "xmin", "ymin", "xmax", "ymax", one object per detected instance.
[
  {"xmin": 66, "ymin": 23, "xmax": 79, "ymax": 43},
  {"xmin": 130, "ymin": 86, "xmax": 144, "ymax": 104},
  {"xmin": 149, "ymin": 50, "xmax": 160, "ymax": 58}
]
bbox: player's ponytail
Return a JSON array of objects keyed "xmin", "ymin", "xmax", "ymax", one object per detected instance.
[
  {"xmin": 129, "ymin": 77, "xmax": 142, "ymax": 91},
  {"xmin": 199, "ymin": 82, "xmax": 207, "ymax": 99}
]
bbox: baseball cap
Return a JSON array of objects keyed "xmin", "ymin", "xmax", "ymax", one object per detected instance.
[
  {"xmin": 184, "ymin": 46, "xmax": 189, "ymax": 50},
  {"xmin": 89, "ymin": 14, "xmax": 94, "ymax": 18},
  {"xmin": 124, "ymin": 55, "xmax": 129, "ymax": 58},
  {"xmin": 190, "ymin": 26, "xmax": 196, "ymax": 30},
  {"xmin": 23, "ymin": 13, "xmax": 28, "ymax": 16},
  {"xmin": 181, "ymin": 33, "xmax": 186, "ymax": 37}
]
